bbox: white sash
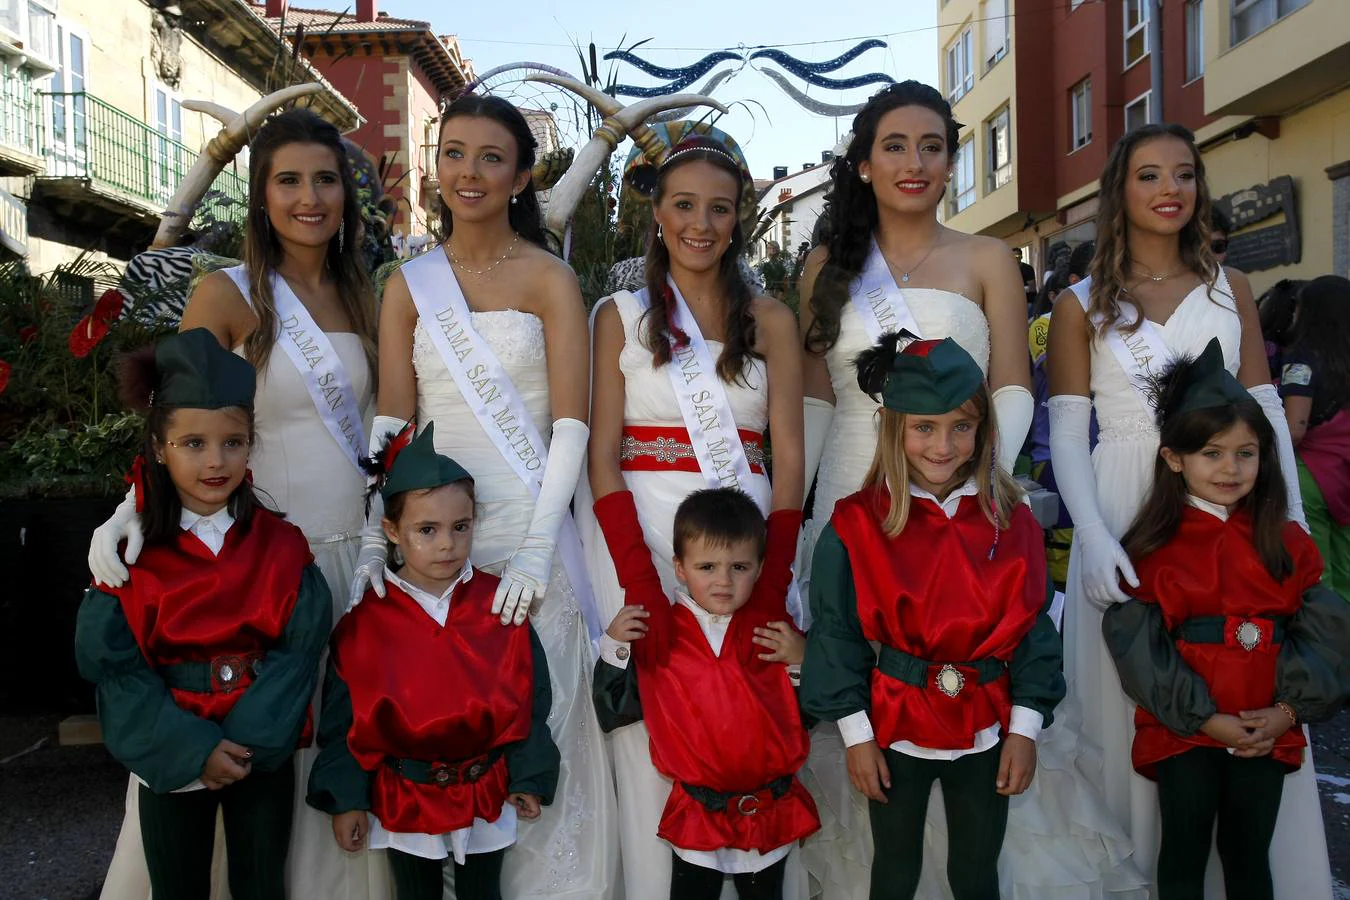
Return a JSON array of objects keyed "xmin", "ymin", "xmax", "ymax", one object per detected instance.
[
  {"xmin": 399, "ymin": 250, "xmax": 603, "ymax": 650},
  {"xmin": 1071, "ymin": 280, "xmax": 1172, "ymax": 412},
  {"xmin": 223, "ymin": 266, "xmax": 366, "ymax": 474},
  {"xmin": 633, "ymin": 277, "xmax": 759, "ymax": 501},
  {"xmin": 851, "ymin": 238, "xmax": 924, "ymax": 343}
]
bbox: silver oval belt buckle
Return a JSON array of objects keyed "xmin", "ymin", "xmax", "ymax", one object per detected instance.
[
  {"xmin": 935, "ymin": 664, "xmax": 967, "ymax": 699},
  {"xmin": 736, "ymin": 794, "xmax": 761, "ymax": 816},
  {"xmin": 1235, "ymin": 620, "xmax": 1263, "ymax": 652}
]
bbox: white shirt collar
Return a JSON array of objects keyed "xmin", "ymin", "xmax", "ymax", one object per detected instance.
[
  {"xmin": 385, "ymin": 564, "xmax": 474, "ymax": 626},
  {"xmin": 180, "ymin": 506, "xmax": 235, "ymax": 555},
  {"xmin": 1187, "ymin": 494, "xmax": 1231, "ymax": 522},
  {"xmin": 675, "ymin": 591, "xmax": 733, "ymax": 656},
  {"xmin": 907, "ymin": 476, "xmax": 980, "ymax": 520}
]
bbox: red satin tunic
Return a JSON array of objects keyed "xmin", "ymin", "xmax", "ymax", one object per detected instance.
[
  {"xmin": 638, "ymin": 604, "xmax": 819, "ymax": 853},
  {"xmin": 1129, "ymin": 508, "xmax": 1321, "ymax": 777},
  {"xmin": 331, "ymin": 571, "xmax": 534, "ymax": 835},
  {"xmin": 831, "ymin": 488, "xmax": 1046, "ymax": 750},
  {"xmin": 107, "ymin": 509, "xmax": 313, "ymax": 724}
]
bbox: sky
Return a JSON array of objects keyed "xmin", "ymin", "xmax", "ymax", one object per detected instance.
[{"xmin": 389, "ymin": 0, "xmax": 942, "ymax": 180}]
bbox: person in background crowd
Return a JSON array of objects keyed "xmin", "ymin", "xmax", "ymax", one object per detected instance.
[
  {"xmin": 1259, "ymin": 279, "xmax": 1305, "ymax": 385},
  {"xmin": 1281, "ymin": 275, "xmax": 1350, "ymax": 598},
  {"xmin": 1210, "ymin": 208, "xmax": 1231, "ymax": 266}
]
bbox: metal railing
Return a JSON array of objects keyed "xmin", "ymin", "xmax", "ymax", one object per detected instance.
[{"xmin": 0, "ymin": 67, "xmax": 42, "ymax": 159}]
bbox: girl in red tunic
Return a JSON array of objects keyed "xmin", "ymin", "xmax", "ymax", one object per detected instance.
[{"xmin": 1105, "ymin": 337, "xmax": 1350, "ymax": 900}]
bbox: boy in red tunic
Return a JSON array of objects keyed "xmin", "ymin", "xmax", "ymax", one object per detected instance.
[
  {"xmin": 801, "ymin": 335, "xmax": 1064, "ymax": 900},
  {"xmin": 594, "ymin": 487, "xmax": 819, "ymax": 900},
  {"xmin": 306, "ymin": 422, "xmax": 558, "ymax": 900},
  {"xmin": 75, "ymin": 328, "xmax": 332, "ymax": 900},
  {"xmin": 1105, "ymin": 338, "xmax": 1350, "ymax": 899}
]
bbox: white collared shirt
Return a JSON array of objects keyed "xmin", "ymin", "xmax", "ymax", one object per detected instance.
[
  {"xmin": 836, "ymin": 479, "xmax": 1044, "ymax": 760},
  {"xmin": 366, "ymin": 562, "xmax": 517, "ymax": 864},
  {"xmin": 180, "ymin": 506, "xmax": 235, "ymax": 556},
  {"xmin": 1187, "ymin": 494, "xmax": 1231, "ymax": 522}
]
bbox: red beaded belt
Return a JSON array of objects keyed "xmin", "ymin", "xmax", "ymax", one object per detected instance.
[{"xmin": 619, "ymin": 425, "xmax": 766, "ymax": 474}]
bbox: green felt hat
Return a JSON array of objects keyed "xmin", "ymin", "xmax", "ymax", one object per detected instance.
[
  {"xmin": 154, "ymin": 328, "xmax": 255, "ymax": 410},
  {"xmin": 1173, "ymin": 337, "xmax": 1249, "ymax": 415},
  {"xmin": 876, "ymin": 336, "xmax": 984, "ymax": 415},
  {"xmin": 380, "ymin": 421, "xmax": 472, "ymax": 501}
]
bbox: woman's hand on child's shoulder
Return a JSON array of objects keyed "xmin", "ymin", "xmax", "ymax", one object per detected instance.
[
  {"xmin": 331, "ymin": 810, "xmax": 369, "ymax": 852},
  {"xmin": 996, "ymin": 734, "xmax": 1037, "ymax": 796},
  {"xmin": 845, "ymin": 740, "xmax": 891, "ymax": 803},
  {"xmin": 201, "ymin": 739, "xmax": 252, "ymax": 789},
  {"xmin": 753, "ymin": 621, "xmax": 805, "ymax": 665},
  {"xmin": 606, "ymin": 606, "xmax": 650, "ymax": 643},
  {"xmin": 509, "ymin": 793, "xmax": 543, "ymax": 819}
]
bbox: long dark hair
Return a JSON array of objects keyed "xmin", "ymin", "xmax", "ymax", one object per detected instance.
[
  {"xmin": 1257, "ymin": 278, "xmax": 1305, "ymax": 348},
  {"xmin": 805, "ymin": 81, "xmax": 961, "ymax": 354},
  {"xmin": 1121, "ymin": 364, "xmax": 1291, "ymax": 581},
  {"xmin": 642, "ymin": 139, "xmax": 759, "ymax": 383},
  {"xmin": 1285, "ymin": 275, "xmax": 1350, "ymax": 411},
  {"xmin": 437, "ymin": 94, "xmax": 547, "ymax": 249},
  {"xmin": 1086, "ymin": 123, "xmax": 1223, "ymax": 335},
  {"xmin": 243, "ymin": 109, "xmax": 377, "ymax": 381}
]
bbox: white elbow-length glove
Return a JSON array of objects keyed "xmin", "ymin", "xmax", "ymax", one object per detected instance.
[
  {"xmin": 992, "ymin": 384, "xmax": 1035, "ymax": 474},
  {"xmin": 1249, "ymin": 383, "xmax": 1308, "ymax": 530},
  {"xmin": 1048, "ymin": 394, "xmax": 1138, "ymax": 609},
  {"xmin": 802, "ymin": 396, "xmax": 835, "ymax": 498},
  {"xmin": 88, "ymin": 485, "xmax": 142, "ymax": 588},
  {"xmin": 493, "ymin": 417, "xmax": 589, "ymax": 626},
  {"xmin": 348, "ymin": 415, "xmax": 407, "ymax": 611}
]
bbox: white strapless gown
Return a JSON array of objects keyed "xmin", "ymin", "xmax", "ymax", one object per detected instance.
[
  {"xmin": 98, "ymin": 331, "xmax": 392, "ymax": 900},
  {"xmin": 799, "ymin": 290, "xmax": 1148, "ymax": 900},
  {"xmin": 413, "ymin": 311, "xmax": 619, "ymax": 899},
  {"xmin": 1061, "ymin": 275, "xmax": 1333, "ymax": 898}
]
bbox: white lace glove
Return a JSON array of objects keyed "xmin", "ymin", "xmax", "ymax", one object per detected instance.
[
  {"xmin": 347, "ymin": 415, "xmax": 406, "ymax": 611},
  {"xmin": 1249, "ymin": 383, "xmax": 1308, "ymax": 531},
  {"xmin": 992, "ymin": 384, "xmax": 1035, "ymax": 474},
  {"xmin": 88, "ymin": 485, "xmax": 142, "ymax": 588},
  {"xmin": 803, "ymin": 396, "xmax": 835, "ymax": 497},
  {"xmin": 493, "ymin": 418, "xmax": 589, "ymax": 626},
  {"xmin": 1048, "ymin": 394, "xmax": 1138, "ymax": 609}
]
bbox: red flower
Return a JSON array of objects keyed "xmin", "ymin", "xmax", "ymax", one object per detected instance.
[
  {"xmin": 0, "ymin": 359, "xmax": 10, "ymax": 395},
  {"xmin": 18, "ymin": 326, "xmax": 36, "ymax": 343},
  {"xmin": 68, "ymin": 289, "xmax": 126, "ymax": 358}
]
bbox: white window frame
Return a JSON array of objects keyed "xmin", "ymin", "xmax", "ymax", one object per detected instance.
[
  {"xmin": 47, "ymin": 22, "xmax": 90, "ymax": 175},
  {"xmin": 1124, "ymin": 0, "xmax": 1150, "ymax": 69},
  {"xmin": 982, "ymin": 0, "xmax": 1009, "ymax": 72},
  {"xmin": 1124, "ymin": 92, "xmax": 1150, "ymax": 132},
  {"xmin": 1185, "ymin": 0, "xmax": 1205, "ymax": 83},
  {"xmin": 949, "ymin": 138, "xmax": 976, "ymax": 217},
  {"xmin": 149, "ymin": 79, "xmax": 185, "ymax": 204},
  {"xmin": 1231, "ymin": 0, "xmax": 1310, "ymax": 46},
  {"xmin": 1070, "ymin": 78, "xmax": 1092, "ymax": 152},
  {"xmin": 945, "ymin": 28, "xmax": 974, "ymax": 105},
  {"xmin": 985, "ymin": 106, "xmax": 1011, "ymax": 193}
]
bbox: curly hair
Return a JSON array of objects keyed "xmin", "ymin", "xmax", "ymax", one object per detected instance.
[
  {"xmin": 641, "ymin": 138, "xmax": 759, "ymax": 384},
  {"xmin": 804, "ymin": 81, "xmax": 962, "ymax": 355},
  {"xmin": 1086, "ymin": 123, "xmax": 1223, "ymax": 335}
]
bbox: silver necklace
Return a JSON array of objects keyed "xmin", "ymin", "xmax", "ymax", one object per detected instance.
[
  {"xmin": 1133, "ymin": 262, "xmax": 1182, "ymax": 283},
  {"xmin": 447, "ymin": 235, "xmax": 519, "ymax": 278},
  {"xmin": 892, "ymin": 239, "xmax": 939, "ymax": 283}
]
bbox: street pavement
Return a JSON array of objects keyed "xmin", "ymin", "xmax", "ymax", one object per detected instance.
[{"xmin": 4, "ymin": 710, "xmax": 1350, "ymax": 899}]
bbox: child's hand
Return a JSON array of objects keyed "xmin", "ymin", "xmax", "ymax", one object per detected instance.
[
  {"xmin": 606, "ymin": 606, "xmax": 650, "ymax": 643},
  {"xmin": 1200, "ymin": 713, "xmax": 1255, "ymax": 748},
  {"xmin": 331, "ymin": 810, "xmax": 369, "ymax": 852},
  {"xmin": 845, "ymin": 740, "xmax": 891, "ymax": 803},
  {"xmin": 1234, "ymin": 706, "xmax": 1295, "ymax": 757},
  {"xmin": 996, "ymin": 735, "xmax": 1037, "ymax": 796},
  {"xmin": 201, "ymin": 739, "xmax": 252, "ymax": 789},
  {"xmin": 753, "ymin": 621, "xmax": 805, "ymax": 665},
  {"xmin": 509, "ymin": 793, "xmax": 542, "ymax": 819}
]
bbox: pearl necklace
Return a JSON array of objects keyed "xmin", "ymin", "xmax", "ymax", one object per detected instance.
[{"xmin": 447, "ymin": 235, "xmax": 519, "ymax": 278}]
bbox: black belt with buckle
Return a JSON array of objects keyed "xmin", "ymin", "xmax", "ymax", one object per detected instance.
[
  {"xmin": 1171, "ymin": 615, "xmax": 1288, "ymax": 649},
  {"xmin": 877, "ymin": 646, "xmax": 1005, "ymax": 699},
  {"xmin": 681, "ymin": 774, "xmax": 794, "ymax": 815},
  {"xmin": 388, "ymin": 749, "xmax": 504, "ymax": 787},
  {"xmin": 161, "ymin": 653, "xmax": 263, "ymax": 694}
]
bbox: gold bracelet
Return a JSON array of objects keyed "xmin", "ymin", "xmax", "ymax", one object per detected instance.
[{"xmin": 1275, "ymin": 700, "xmax": 1298, "ymax": 727}]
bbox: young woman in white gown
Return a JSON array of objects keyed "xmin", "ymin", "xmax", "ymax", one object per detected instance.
[
  {"xmin": 797, "ymin": 82, "xmax": 1146, "ymax": 900},
  {"xmin": 577, "ymin": 135, "xmax": 806, "ymax": 900},
  {"xmin": 361, "ymin": 94, "xmax": 618, "ymax": 899},
  {"xmin": 1047, "ymin": 122, "xmax": 1331, "ymax": 898},
  {"xmin": 86, "ymin": 109, "xmax": 389, "ymax": 900}
]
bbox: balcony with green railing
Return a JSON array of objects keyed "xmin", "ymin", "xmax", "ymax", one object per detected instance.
[
  {"xmin": 0, "ymin": 66, "xmax": 44, "ymax": 175},
  {"xmin": 37, "ymin": 90, "xmax": 248, "ymax": 227}
]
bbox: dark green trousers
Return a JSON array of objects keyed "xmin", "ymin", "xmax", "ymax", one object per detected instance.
[
  {"xmin": 867, "ymin": 744, "xmax": 1008, "ymax": 900},
  {"xmin": 389, "ymin": 847, "xmax": 505, "ymax": 900},
  {"xmin": 1155, "ymin": 747, "xmax": 1287, "ymax": 900},
  {"xmin": 138, "ymin": 759, "xmax": 295, "ymax": 900}
]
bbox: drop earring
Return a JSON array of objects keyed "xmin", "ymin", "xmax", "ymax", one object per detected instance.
[
  {"xmin": 656, "ymin": 224, "xmax": 664, "ymax": 242},
  {"xmin": 511, "ymin": 193, "xmax": 518, "ymax": 205},
  {"xmin": 338, "ymin": 220, "xmax": 345, "ymax": 252}
]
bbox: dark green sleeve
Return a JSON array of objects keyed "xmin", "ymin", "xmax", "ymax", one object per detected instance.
[
  {"xmin": 504, "ymin": 625, "xmax": 561, "ymax": 804},
  {"xmin": 305, "ymin": 651, "xmax": 371, "ymax": 815},
  {"xmin": 800, "ymin": 525, "xmax": 876, "ymax": 723},
  {"xmin": 222, "ymin": 563, "xmax": 332, "ymax": 772},
  {"xmin": 1102, "ymin": 599, "xmax": 1217, "ymax": 736},
  {"xmin": 1276, "ymin": 583, "xmax": 1350, "ymax": 724},
  {"xmin": 74, "ymin": 587, "xmax": 222, "ymax": 793},
  {"xmin": 592, "ymin": 658, "xmax": 643, "ymax": 733},
  {"xmin": 1009, "ymin": 576, "xmax": 1066, "ymax": 728}
]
